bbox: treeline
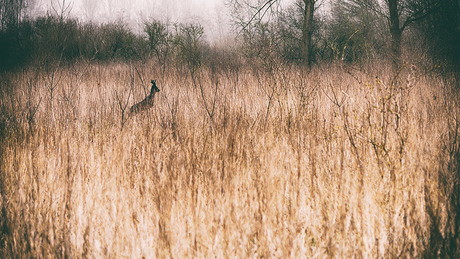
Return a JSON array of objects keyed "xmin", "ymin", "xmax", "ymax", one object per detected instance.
[
  {"xmin": 1, "ymin": 0, "xmax": 460, "ymax": 79},
  {"xmin": 0, "ymin": 16, "xmax": 136, "ymax": 70},
  {"xmin": 0, "ymin": 15, "xmax": 222, "ymax": 72},
  {"xmin": 233, "ymin": 0, "xmax": 460, "ymax": 74}
]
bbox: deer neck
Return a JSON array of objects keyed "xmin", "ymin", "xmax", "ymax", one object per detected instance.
[{"xmin": 147, "ymin": 94, "xmax": 155, "ymax": 104}]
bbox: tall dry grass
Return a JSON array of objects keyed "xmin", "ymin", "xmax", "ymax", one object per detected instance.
[{"xmin": 0, "ymin": 60, "xmax": 459, "ymax": 258}]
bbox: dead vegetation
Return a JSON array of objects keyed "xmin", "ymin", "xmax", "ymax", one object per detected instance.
[{"xmin": 0, "ymin": 60, "xmax": 459, "ymax": 258}]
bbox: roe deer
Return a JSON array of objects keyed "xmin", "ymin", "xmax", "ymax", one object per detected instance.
[{"xmin": 128, "ymin": 80, "xmax": 160, "ymax": 116}]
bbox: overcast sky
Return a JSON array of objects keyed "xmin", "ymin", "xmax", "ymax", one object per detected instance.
[
  {"xmin": 32, "ymin": 0, "xmax": 233, "ymax": 43},
  {"xmin": 30, "ymin": 0, "xmax": 307, "ymax": 44}
]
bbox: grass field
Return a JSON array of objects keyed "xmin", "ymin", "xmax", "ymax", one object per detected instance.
[{"xmin": 1, "ymin": 60, "xmax": 459, "ymax": 257}]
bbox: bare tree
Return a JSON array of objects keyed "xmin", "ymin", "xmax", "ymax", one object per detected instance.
[
  {"xmin": 388, "ymin": 0, "xmax": 443, "ymax": 72},
  {"xmin": 301, "ymin": 0, "xmax": 315, "ymax": 68},
  {"xmin": 145, "ymin": 19, "xmax": 170, "ymax": 77},
  {"xmin": 0, "ymin": 0, "xmax": 34, "ymax": 30},
  {"xmin": 228, "ymin": 0, "xmax": 321, "ymax": 69},
  {"xmin": 51, "ymin": 0, "xmax": 73, "ymax": 21},
  {"xmin": 345, "ymin": 0, "xmax": 440, "ymax": 72},
  {"xmin": 415, "ymin": 0, "xmax": 460, "ymax": 80}
]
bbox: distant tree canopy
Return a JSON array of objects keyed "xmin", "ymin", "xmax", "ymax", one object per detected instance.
[
  {"xmin": 0, "ymin": 0, "xmax": 459, "ymax": 85},
  {"xmin": 324, "ymin": 0, "xmax": 387, "ymax": 64},
  {"xmin": 0, "ymin": 13, "xmax": 211, "ymax": 72},
  {"xmin": 0, "ymin": 0, "xmax": 32, "ymax": 30},
  {"xmin": 413, "ymin": 0, "xmax": 460, "ymax": 75},
  {"xmin": 227, "ymin": 0, "xmax": 457, "ymax": 75},
  {"xmin": 229, "ymin": 0, "xmax": 319, "ymax": 68},
  {"xmin": 0, "ymin": 15, "xmax": 144, "ymax": 70}
]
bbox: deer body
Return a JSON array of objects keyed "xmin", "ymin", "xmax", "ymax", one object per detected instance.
[{"xmin": 128, "ymin": 80, "xmax": 160, "ymax": 116}]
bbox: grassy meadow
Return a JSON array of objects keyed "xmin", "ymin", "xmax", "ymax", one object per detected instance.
[{"xmin": 0, "ymin": 60, "xmax": 459, "ymax": 258}]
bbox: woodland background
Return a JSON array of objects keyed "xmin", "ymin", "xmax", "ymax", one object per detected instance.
[{"xmin": 1, "ymin": 0, "xmax": 460, "ymax": 257}]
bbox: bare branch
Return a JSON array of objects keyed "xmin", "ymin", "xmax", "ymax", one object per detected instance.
[
  {"xmin": 237, "ymin": 0, "xmax": 279, "ymax": 36},
  {"xmin": 401, "ymin": 1, "xmax": 442, "ymax": 32}
]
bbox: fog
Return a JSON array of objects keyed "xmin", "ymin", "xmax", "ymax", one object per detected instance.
[{"xmin": 32, "ymin": 0, "xmax": 232, "ymax": 43}]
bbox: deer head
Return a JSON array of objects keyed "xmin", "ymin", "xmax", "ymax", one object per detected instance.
[{"xmin": 150, "ymin": 80, "xmax": 160, "ymax": 96}]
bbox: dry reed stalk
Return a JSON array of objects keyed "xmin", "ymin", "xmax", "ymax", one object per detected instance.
[{"xmin": 0, "ymin": 62, "xmax": 458, "ymax": 258}]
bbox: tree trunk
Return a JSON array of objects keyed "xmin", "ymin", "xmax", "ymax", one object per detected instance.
[
  {"xmin": 388, "ymin": 0, "xmax": 402, "ymax": 72},
  {"xmin": 302, "ymin": 0, "xmax": 315, "ymax": 68}
]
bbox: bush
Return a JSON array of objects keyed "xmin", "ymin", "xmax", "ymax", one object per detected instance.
[
  {"xmin": 0, "ymin": 20, "xmax": 34, "ymax": 70},
  {"xmin": 0, "ymin": 15, "xmax": 150, "ymax": 71}
]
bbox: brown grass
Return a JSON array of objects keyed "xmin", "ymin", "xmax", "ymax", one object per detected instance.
[{"xmin": 0, "ymin": 60, "xmax": 459, "ymax": 258}]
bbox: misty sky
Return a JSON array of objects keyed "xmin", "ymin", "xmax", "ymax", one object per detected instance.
[{"xmin": 33, "ymin": 0, "xmax": 233, "ymax": 42}]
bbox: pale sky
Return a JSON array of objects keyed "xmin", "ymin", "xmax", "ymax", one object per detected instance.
[
  {"xmin": 32, "ymin": 0, "xmax": 233, "ymax": 43},
  {"xmin": 31, "ymin": 0, "xmax": 303, "ymax": 43}
]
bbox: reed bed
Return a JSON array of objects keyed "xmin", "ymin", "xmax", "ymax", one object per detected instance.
[{"xmin": 0, "ymin": 61, "xmax": 459, "ymax": 258}]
